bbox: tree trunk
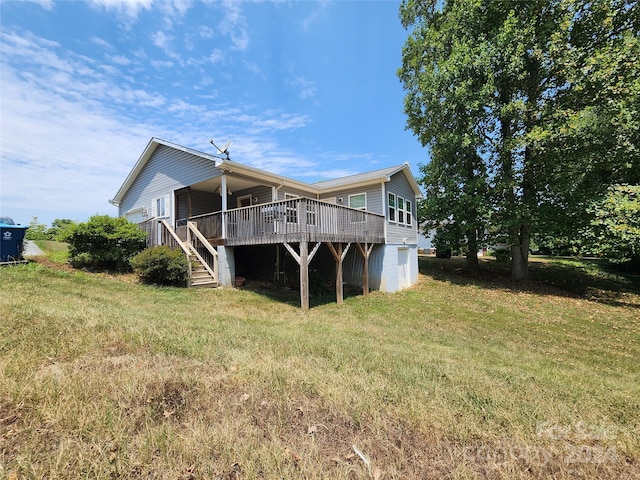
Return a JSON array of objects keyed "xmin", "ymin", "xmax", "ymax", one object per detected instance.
[
  {"xmin": 466, "ymin": 228, "xmax": 479, "ymax": 269},
  {"xmin": 510, "ymin": 224, "xmax": 530, "ymax": 281}
]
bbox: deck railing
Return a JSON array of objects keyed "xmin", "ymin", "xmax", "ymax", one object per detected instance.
[
  {"xmin": 219, "ymin": 197, "xmax": 384, "ymax": 245},
  {"xmin": 139, "ymin": 218, "xmax": 190, "ymax": 251},
  {"xmin": 143, "ymin": 197, "xmax": 385, "ymax": 248}
]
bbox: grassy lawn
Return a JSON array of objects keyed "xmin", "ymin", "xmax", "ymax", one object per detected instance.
[
  {"xmin": 31, "ymin": 240, "xmax": 69, "ymax": 264},
  {"xmin": 1, "ymin": 255, "xmax": 638, "ymax": 479}
]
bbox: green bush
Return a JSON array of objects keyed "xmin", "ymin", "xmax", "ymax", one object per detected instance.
[
  {"xmin": 65, "ymin": 215, "xmax": 147, "ymax": 272},
  {"xmin": 131, "ymin": 246, "xmax": 189, "ymax": 286},
  {"xmin": 25, "ymin": 217, "xmax": 50, "ymax": 241},
  {"xmin": 490, "ymin": 248, "xmax": 511, "ymax": 263}
]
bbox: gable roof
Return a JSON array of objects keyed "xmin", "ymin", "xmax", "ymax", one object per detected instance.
[
  {"xmin": 110, "ymin": 137, "xmax": 220, "ymax": 206},
  {"xmin": 315, "ymin": 163, "xmax": 422, "ymax": 197},
  {"xmin": 110, "ymin": 138, "xmax": 422, "ymax": 205}
]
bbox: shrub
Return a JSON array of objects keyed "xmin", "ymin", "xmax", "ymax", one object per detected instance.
[
  {"xmin": 131, "ymin": 246, "xmax": 189, "ymax": 286},
  {"xmin": 25, "ymin": 217, "xmax": 50, "ymax": 240},
  {"xmin": 65, "ymin": 215, "xmax": 147, "ymax": 271},
  {"xmin": 490, "ymin": 248, "xmax": 511, "ymax": 264}
]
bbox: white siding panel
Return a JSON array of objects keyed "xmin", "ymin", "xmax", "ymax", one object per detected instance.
[{"xmin": 342, "ymin": 244, "xmax": 418, "ymax": 293}]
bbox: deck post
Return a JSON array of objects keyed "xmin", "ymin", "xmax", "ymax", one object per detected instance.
[
  {"xmin": 327, "ymin": 242, "xmax": 350, "ymax": 305},
  {"xmin": 356, "ymin": 242, "xmax": 374, "ymax": 297},
  {"xmin": 300, "ymin": 241, "xmax": 309, "ymax": 310}
]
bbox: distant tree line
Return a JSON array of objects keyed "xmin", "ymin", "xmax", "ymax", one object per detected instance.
[{"xmin": 25, "ymin": 217, "xmax": 77, "ymax": 242}]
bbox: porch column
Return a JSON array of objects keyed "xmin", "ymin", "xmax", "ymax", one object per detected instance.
[{"xmin": 221, "ymin": 173, "xmax": 228, "ymax": 238}]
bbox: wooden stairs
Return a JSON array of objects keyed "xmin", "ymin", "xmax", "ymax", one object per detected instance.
[{"xmin": 188, "ymin": 254, "xmax": 218, "ymax": 288}]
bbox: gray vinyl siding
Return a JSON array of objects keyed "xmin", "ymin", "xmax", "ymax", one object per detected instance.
[
  {"xmin": 277, "ymin": 186, "xmax": 315, "ymax": 201},
  {"xmin": 119, "ymin": 145, "xmax": 219, "ymax": 223},
  {"xmin": 231, "ymin": 185, "xmax": 272, "ymax": 207},
  {"xmin": 385, "ymin": 172, "xmax": 418, "ymax": 245},
  {"xmin": 191, "ymin": 189, "xmax": 219, "ymax": 216},
  {"xmin": 318, "ymin": 184, "xmax": 383, "ymax": 215}
]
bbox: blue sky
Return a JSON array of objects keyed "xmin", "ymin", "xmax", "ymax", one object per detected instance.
[{"xmin": 1, "ymin": 0, "xmax": 427, "ymax": 227}]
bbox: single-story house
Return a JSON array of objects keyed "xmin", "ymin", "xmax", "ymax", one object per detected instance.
[{"xmin": 110, "ymin": 138, "xmax": 422, "ymax": 309}]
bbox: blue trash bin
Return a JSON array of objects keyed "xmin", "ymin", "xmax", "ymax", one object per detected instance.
[{"xmin": 0, "ymin": 218, "xmax": 29, "ymax": 263}]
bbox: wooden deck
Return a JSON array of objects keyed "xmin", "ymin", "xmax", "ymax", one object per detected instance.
[
  {"xmin": 177, "ymin": 198, "xmax": 385, "ymax": 246},
  {"xmin": 139, "ymin": 198, "xmax": 385, "ymax": 309}
]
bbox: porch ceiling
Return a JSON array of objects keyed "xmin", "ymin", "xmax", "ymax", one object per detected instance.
[{"xmin": 191, "ymin": 176, "xmax": 262, "ymax": 194}]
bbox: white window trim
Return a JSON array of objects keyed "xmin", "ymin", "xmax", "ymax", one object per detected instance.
[
  {"xmin": 151, "ymin": 194, "xmax": 170, "ymax": 219},
  {"xmin": 348, "ymin": 192, "xmax": 367, "ymax": 210},
  {"xmin": 237, "ymin": 194, "xmax": 253, "ymax": 208},
  {"xmin": 406, "ymin": 199, "xmax": 413, "ymax": 226},
  {"xmin": 388, "ymin": 192, "xmax": 397, "ymax": 223}
]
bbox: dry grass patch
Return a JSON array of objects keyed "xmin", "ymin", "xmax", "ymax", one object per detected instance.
[{"xmin": 1, "ymin": 258, "xmax": 639, "ymax": 479}]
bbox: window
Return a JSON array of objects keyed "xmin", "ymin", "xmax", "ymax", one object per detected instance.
[
  {"xmin": 348, "ymin": 193, "xmax": 366, "ymax": 210},
  {"xmin": 398, "ymin": 197, "xmax": 405, "ymax": 224},
  {"xmin": 151, "ymin": 195, "xmax": 170, "ymax": 218},
  {"xmin": 348, "ymin": 193, "xmax": 366, "ymax": 223},
  {"xmin": 406, "ymin": 200, "xmax": 412, "ymax": 226},
  {"xmin": 388, "ymin": 193, "xmax": 396, "ymax": 222}
]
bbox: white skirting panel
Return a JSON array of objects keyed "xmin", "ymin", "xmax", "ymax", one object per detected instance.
[{"xmin": 343, "ymin": 244, "xmax": 418, "ymax": 293}]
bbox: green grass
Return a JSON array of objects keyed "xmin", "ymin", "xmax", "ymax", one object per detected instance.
[
  {"xmin": 1, "ymin": 257, "xmax": 638, "ymax": 479},
  {"xmin": 32, "ymin": 240, "xmax": 69, "ymax": 264}
]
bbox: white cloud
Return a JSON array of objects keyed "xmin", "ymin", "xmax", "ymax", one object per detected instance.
[
  {"xmin": 290, "ymin": 76, "xmax": 317, "ymax": 100},
  {"xmin": 19, "ymin": 0, "xmax": 54, "ymax": 10},
  {"xmin": 217, "ymin": 1, "xmax": 250, "ymax": 51},
  {"xmin": 198, "ymin": 25, "xmax": 214, "ymax": 39},
  {"xmin": 208, "ymin": 49, "xmax": 225, "ymax": 63},
  {"xmin": 91, "ymin": 36, "xmax": 114, "ymax": 50},
  {"xmin": 301, "ymin": 1, "xmax": 330, "ymax": 32},
  {"xmin": 151, "ymin": 30, "xmax": 171, "ymax": 51},
  {"xmin": 88, "ymin": 0, "xmax": 153, "ymax": 20},
  {"xmin": 110, "ymin": 54, "xmax": 132, "ymax": 65},
  {"xmin": 0, "ymin": 26, "xmax": 325, "ymax": 225}
]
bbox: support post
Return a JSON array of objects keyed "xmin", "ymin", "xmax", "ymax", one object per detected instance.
[
  {"xmin": 327, "ymin": 242, "xmax": 350, "ymax": 305},
  {"xmin": 300, "ymin": 241, "xmax": 309, "ymax": 310},
  {"xmin": 220, "ymin": 173, "xmax": 228, "ymax": 239},
  {"xmin": 356, "ymin": 242, "xmax": 374, "ymax": 297}
]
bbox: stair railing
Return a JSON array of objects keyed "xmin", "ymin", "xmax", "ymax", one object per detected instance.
[
  {"xmin": 159, "ymin": 219, "xmax": 193, "ymax": 286},
  {"xmin": 187, "ymin": 221, "xmax": 218, "ymax": 284}
]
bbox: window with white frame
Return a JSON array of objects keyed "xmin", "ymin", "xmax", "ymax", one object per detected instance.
[
  {"xmin": 388, "ymin": 193, "xmax": 396, "ymax": 222},
  {"xmin": 151, "ymin": 194, "xmax": 170, "ymax": 218},
  {"xmin": 348, "ymin": 193, "xmax": 366, "ymax": 210},
  {"xmin": 405, "ymin": 200, "xmax": 412, "ymax": 226},
  {"xmin": 348, "ymin": 193, "xmax": 366, "ymax": 223},
  {"xmin": 398, "ymin": 197, "xmax": 405, "ymax": 224}
]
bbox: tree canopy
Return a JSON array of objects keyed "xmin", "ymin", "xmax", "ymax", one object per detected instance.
[{"xmin": 399, "ymin": 0, "xmax": 640, "ymax": 277}]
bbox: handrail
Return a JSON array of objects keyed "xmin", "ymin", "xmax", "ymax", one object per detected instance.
[
  {"xmin": 159, "ymin": 219, "xmax": 191, "ymax": 256},
  {"xmin": 187, "ymin": 222, "xmax": 218, "ymax": 282},
  {"xmin": 188, "ymin": 222, "xmax": 218, "ymax": 258}
]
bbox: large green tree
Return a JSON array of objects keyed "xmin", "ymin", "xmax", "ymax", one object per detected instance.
[
  {"xmin": 400, "ymin": 0, "xmax": 492, "ymax": 268},
  {"xmin": 399, "ymin": 0, "xmax": 639, "ymax": 279}
]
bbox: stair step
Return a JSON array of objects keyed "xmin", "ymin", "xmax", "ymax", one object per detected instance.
[{"xmin": 190, "ymin": 280, "xmax": 218, "ymax": 288}]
